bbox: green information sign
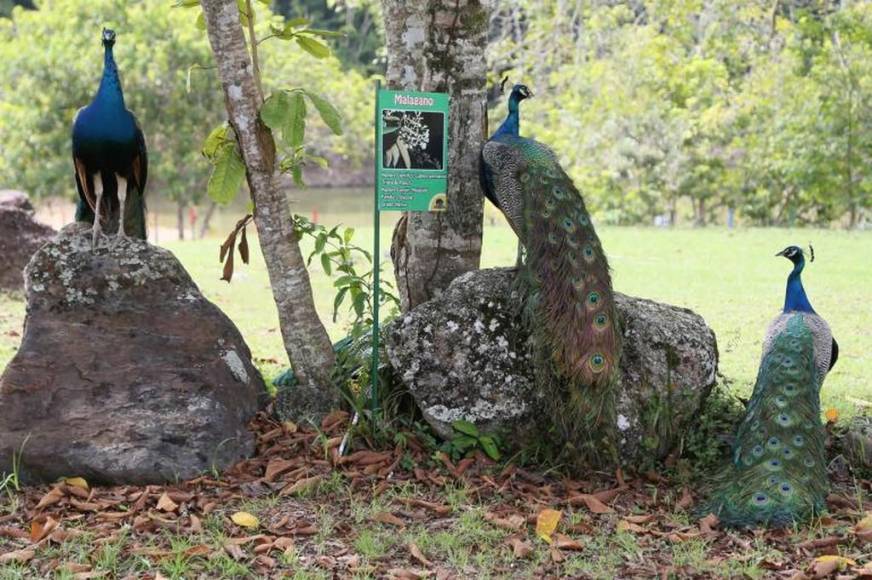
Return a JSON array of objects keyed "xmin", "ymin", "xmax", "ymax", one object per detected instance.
[{"xmin": 375, "ymin": 88, "xmax": 450, "ymax": 212}]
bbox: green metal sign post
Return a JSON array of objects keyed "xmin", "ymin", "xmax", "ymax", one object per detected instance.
[{"xmin": 370, "ymin": 82, "xmax": 450, "ymax": 414}]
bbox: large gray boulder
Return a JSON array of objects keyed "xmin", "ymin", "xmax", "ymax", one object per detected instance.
[
  {"xmin": 0, "ymin": 223, "xmax": 268, "ymax": 484},
  {"xmin": 386, "ymin": 268, "xmax": 718, "ymax": 464},
  {"xmin": 0, "ymin": 190, "xmax": 54, "ymax": 292}
]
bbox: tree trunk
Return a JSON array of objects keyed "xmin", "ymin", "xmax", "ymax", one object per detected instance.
[
  {"xmin": 199, "ymin": 201, "xmax": 217, "ymax": 239},
  {"xmin": 381, "ymin": 0, "xmax": 490, "ymax": 310},
  {"xmin": 176, "ymin": 201, "xmax": 185, "ymax": 241},
  {"xmin": 199, "ymin": 0, "xmax": 338, "ymax": 417}
]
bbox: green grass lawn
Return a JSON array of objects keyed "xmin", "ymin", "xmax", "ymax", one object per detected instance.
[{"xmin": 0, "ymin": 219, "xmax": 869, "ymax": 414}]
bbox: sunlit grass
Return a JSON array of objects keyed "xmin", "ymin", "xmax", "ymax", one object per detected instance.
[{"xmin": 3, "ymin": 196, "xmax": 871, "ymax": 414}]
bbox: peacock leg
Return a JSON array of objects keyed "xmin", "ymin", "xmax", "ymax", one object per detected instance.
[
  {"xmin": 112, "ymin": 175, "xmax": 128, "ymax": 248},
  {"xmin": 91, "ymin": 173, "xmax": 104, "ymax": 249}
]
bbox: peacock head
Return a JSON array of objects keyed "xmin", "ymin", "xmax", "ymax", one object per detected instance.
[
  {"xmin": 102, "ymin": 28, "xmax": 116, "ymax": 49},
  {"xmin": 511, "ymin": 84, "xmax": 533, "ymax": 102},
  {"xmin": 776, "ymin": 245, "xmax": 805, "ymax": 265}
]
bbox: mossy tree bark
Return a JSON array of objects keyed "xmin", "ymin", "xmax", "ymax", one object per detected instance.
[
  {"xmin": 381, "ymin": 0, "xmax": 491, "ymax": 310},
  {"xmin": 199, "ymin": 0, "xmax": 338, "ymax": 417}
]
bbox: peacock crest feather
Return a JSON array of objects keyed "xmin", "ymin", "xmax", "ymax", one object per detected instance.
[
  {"xmin": 704, "ymin": 245, "xmax": 838, "ymax": 528},
  {"xmin": 480, "ymin": 84, "xmax": 622, "ymax": 466}
]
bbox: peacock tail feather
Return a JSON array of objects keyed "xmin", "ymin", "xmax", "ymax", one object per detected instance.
[
  {"xmin": 482, "ymin": 134, "xmax": 622, "ymax": 466},
  {"xmin": 705, "ymin": 312, "xmax": 834, "ymax": 528}
]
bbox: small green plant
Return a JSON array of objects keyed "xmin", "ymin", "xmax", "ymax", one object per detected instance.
[
  {"xmin": 0, "ymin": 433, "xmax": 29, "ymax": 496},
  {"xmin": 441, "ymin": 420, "xmax": 502, "ymax": 461}
]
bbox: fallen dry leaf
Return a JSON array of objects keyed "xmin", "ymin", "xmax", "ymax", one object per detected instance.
[
  {"xmin": 372, "ymin": 512, "xmax": 405, "ymax": 528},
  {"xmin": 552, "ymin": 533, "xmax": 583, "ymax": 551},
  {"xmin": 273, "ymin": 536, "xmax": 295, "ymax": 554},
  {"xmin": 230, "ymin": 511, "xmax": 260, "ymax": 529},
  {"xmin": 573, "ymin": 494, "xmax": 614, "ymax": 514},
  {"xmin": 507, "ymin": 536, "xmax": 533, "ymax": 559},
  {"xmin": 617, "ymin": 520, "xmax": 648, "ymax": 534},
  {"xmin": 35, "ymin": 487, "xmax": 65, "ymax": 510},
  {"xmin": 536, "ymin": 508, "xmax": 562, "ymax": 544},
  {"xmin": 484, "ymin": 511, "xmax": 526, "ymax": 531},
  {"xmin": 30, "ymin": 516, "xmax": 59, "ymax": 543},
  {"xmin": 409, "ymin": 542, "xmax": 433, "ymax": 567},
  {"xmin": 184, "ymin": 544, "xmax": 212, "ymax": 558},
  {"xmin": 0, "ymin": 548, "xmax": 35, "ymax": 564},
  {"xmin": 279, "ymin": 475, "xmax": 322, "ymax": 496},
  {"xmin": 189, "ymin": 514, "xmax": 202, "ymax": 533},
  {"xmin": 698, "ymin": 513, "xmax": 719, "ymax": 535},
  {"xmin": 156, "ymin": 492, "xmax": 178, "ymax": 513},
  {"xmin": 64, "ymin": 477, "xmax": 89, "ymax": 490},
  {"xmin": 224, "ymin": 542, "xmax": 246, "ymax": 560},
  {"xmin": 810, "ymin": 554, "xmax": 855, "ymax": 578}
]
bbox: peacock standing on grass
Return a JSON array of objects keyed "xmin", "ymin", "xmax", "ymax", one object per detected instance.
[
  {"xmin": 480, "ymin": 84, "xmax": 622, "ymax": 466},
  {"xmin": 72, "ymin": 28, "xmax": 147, "ymax": 247},
  {"xmin": 705, "ymin": 245, "xmax": 839, "ymax": 528}
]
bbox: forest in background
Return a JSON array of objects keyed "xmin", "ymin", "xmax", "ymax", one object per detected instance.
[{"xmin": 0, "ymin": 0, "xmax": 870, "ymax": 227}]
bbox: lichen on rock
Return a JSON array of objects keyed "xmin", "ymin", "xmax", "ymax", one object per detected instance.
[{"xmin": 386, "ymin": 267, "xmax": 719, "ymax": 464}]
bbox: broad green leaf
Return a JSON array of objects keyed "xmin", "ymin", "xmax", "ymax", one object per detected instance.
[
  {"xmin": 314, "ymin": 232, "xmax": 327, "ymax": 254},
  {"xmin": 479, "ymin": 436, "xmax": 501, "ymax": 461},
  {"xmin": 285, "ymin": 17, "xmax": 309, "ymax": 27},
  {"xmin": 202, "ymin": 125, "xmax": 228, "ymax": 159},
  {"xmin": 451, "ymin": 420, "xmax": 479, "ymax": 438},
  {"xmin": 283, "ymin": 92, "xmax": 307, "ymax": 149},
  {"xmin": 303, "ymin": 90, "xmax": 343, "ymax": 136},
  {"xmin": 321, "ymin": 253, "xmax": 332, "ymax": 275},
  {"xmin": 307, "ymin": 154, "xmax": 329, "ymax": 168},
  {"xmin": 452, "ymin": 435, "xmax": 478, "ymax": 452},
  {"xmin": 343, "ymin": 227, "xmax": 355, "ymax": 243},
  {"xmin": 295, "ymin": 35, "xmax": 331, "ymax": 59},
  {"xmin": 208, "ymin": 146, "xmax": 245, "ymax": 205},
  {"xmin": 333, "ymin": 286, "xmax": 348, "ymax": 321},
  {"xmin": 260, "ymin": 91, "xmax": 289, "ymax": 130},
  {"xmin": 352, "ymin": 291, "xmax": 366, "ymax": 317},
  {"xmin": 173, "ymin": 0, "xmax": 200, "ymax": 7},
  {"xmin": 195, "ymin": 11, "xmax": 206, "ymax": 30},
  {"xmin": 291, "ymin": 164, "xmax": 303, "ymax": 187}
]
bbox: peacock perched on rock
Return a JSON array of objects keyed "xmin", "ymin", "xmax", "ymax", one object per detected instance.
[
  {"xmin": 72, "ymin": 29, "xmax": 147, "ymax": 247},
  {"xmin": 705, "ymin": 245, "xmax": 839, "ymax": 528},
  {"xmin": 480, "ymin": 84, "xmax": 622, "ymax": 466}
]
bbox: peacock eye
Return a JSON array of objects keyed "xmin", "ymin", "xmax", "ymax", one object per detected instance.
[
  {"xmin": 587, "ymin": 292, "xmax": 600, "ymax": 307},
  {"xmin": 753, "ymin": 493, "xmax": 769, "ymax": 505},
  {"xmin": 776, "ymin": 413, "xmax": 792, "ymax": 427},
  {"xmin": 589, "ymin": 353, "xmax": 606, "ymax": 372},
  {"xmin": 767, "ymin": 437, "xmax": 780, "ymax": 448},
  {"xmin": 803, "ymin": 458, "xmax": 815, "ymax": 467},
  {"xmin": 752, "ymin": 445, "xmax": 764, "ymax": 457},
  {"xmin": 793, "ymin": 435, "xmax": 804, "ymax": 446},
  {"xmin": 594, "ymin": 314, "xmax": 608, "ymax": 329},
  {"xmin": 779, "ymin": 482, "xmax": 793, "ymax": 495},
  {"xmin": 783, "ymin": 448, "xmax": 793, "ymax": 458},
  {"xmin": 562, "ymin": 218, "xmax": 575, "ymax": 233}
]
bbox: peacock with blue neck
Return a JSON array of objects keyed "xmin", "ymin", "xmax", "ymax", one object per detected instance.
[{"xmin": 72, "ymin": 28, "xmax": 148, "ymax": 246}]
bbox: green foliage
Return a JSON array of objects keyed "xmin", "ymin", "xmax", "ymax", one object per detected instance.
[
  {"xmin": 0, "ymin": 0, "xmax": 371, "ymax": 205},
  {"xmin": 0, "ymin": 0, "xmax": 224, "ymax": 203},
  {"xmin": 490, "ymin": 0, "xmax": 872, "ymax": 227},
  {"xmin": 292, "ymin": 215, "xmax": 398, "ymax": 339},
  {"xmin": 441, "ymin": 420, "xmax": 502, "ymax": 462}
]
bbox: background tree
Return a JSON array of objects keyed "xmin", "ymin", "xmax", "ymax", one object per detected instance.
[{"xmin": 381, "ymin": 0, "xmax": 491, "ymax": 310}]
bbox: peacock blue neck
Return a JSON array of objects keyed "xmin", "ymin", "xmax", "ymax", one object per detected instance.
[
  {"xmin": 95, "ymin": 45, "xmax": 125, "ymax": 107},
  {"xmin": 493, "ymin": 94, "xmax": 521, "ymax": 138},
  {"xmin": 784, "ymin": 256, "xmax": 815, "ymax": 314}
]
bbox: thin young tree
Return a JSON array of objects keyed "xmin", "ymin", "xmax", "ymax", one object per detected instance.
[{"xmin": 198, "ymin": 0, "xmax": 337, "ymax": 417}]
